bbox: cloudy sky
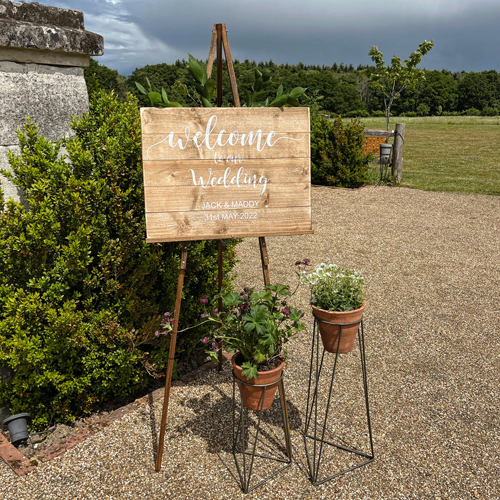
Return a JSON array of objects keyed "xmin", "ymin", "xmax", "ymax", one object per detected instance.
[{"xmin": 35, "ymin": 0, "xmax": 500, "ymax": 76}]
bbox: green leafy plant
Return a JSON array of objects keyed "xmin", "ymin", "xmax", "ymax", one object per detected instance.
[
  {"xmin": 0, "ymin": 90, "xmax": 237, "ymax": 429},
  {"xmin": 135, "ymin": 76, "xmax": 183, "ymax": 107},
  {"xmin": 201, "ymin": 284, "xmax": 305, "ymax": 381},
  {"xmin": 241, "ymin": 68, "xmax": 306, "ymax": 107},
  {"xmin": 369, "ymin": 40, "xmax": 434, "ymax": 130},
  {"xmin": 297, "ymin": 260, "xmax": 365, "ymax": 312},
  {"xmin": 136, "ymin": 55, "xmax": 306, "ymax": 108},
  {"xmin": 310, "ymin": 114, "xmax": 372, "ymax": 188}
]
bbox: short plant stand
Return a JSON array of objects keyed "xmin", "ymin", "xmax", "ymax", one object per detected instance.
[
  {"xmin": 304, "ymin": 312, "xmax": 374, "ymax": 486},
  {"xmin": 232, "ymin": 371, "xmax": 293, "ymax": 493}
]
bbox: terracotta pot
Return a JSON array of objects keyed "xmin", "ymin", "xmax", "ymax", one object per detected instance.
[
  {"xmin": 312, "ymin": 302, "xmax": 366, "ymax": 354},
  {"xmin": 231, "ymin": 354, "xmax": 284, "ymax": 411}
]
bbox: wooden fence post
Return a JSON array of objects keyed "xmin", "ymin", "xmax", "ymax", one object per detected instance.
[{"xmin": 392, "ymin": 123, "xmax": 405, "ymax": 183}]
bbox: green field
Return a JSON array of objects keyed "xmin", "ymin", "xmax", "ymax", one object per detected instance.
[{"xmin": 359, "ymin": 116, "xmax": 500, "ymax": 196}]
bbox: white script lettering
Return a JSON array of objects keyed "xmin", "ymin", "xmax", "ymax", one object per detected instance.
[{"xmin": 188, "ymin": 167, "xmax": 269, "ymax": 194}]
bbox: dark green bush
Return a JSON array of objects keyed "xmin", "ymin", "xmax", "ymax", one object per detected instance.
[
  {"xmin": 0, "ymin": 90, "xmax": 237, "ymax": 429},
  {"xmin": 416, "ymin": 103, "xmax": 430, "ymax": 116},
  {"xmin": 465, "ymin": 107, "xmax": 481, "ymax": 116},
  {"xmin": 345, "ymin": 109, "xmax": 370, "ymax": 118},
  {"xmin": 370, "ymin": 110, "xmax": 385, "ymax": 117},
  {"xmin": 481, "ymin": 107, "xmax": 499, "ymax": 116},
  {"xmin": 404, "ymin": 111, "xmax": 418, "ymax": 117},
  {"xmin": 310, "ymin": 115, "xmax": 372, "ymax": 188}
]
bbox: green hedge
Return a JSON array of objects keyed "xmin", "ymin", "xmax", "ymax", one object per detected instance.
[
  {"xmin": 310, "ymin": 114, "xmax": 372, "ymax": 188},
  {"xmin": 0, "ymin": 90, "xmax": 237, "ymax": 429}
]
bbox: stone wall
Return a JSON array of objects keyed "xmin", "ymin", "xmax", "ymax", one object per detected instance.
[
  {"xmin": 0, "ymin": 0, "xmax": 103, "ymax": 422},
  {"xmin": 0, "ymin": 0, "xmax": 104, "ymax": 205}
]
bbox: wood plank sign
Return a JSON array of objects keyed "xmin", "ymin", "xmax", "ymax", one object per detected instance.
[{"xmin": 141, "ymin": 107, "xmax": 312, "ymax": 242}]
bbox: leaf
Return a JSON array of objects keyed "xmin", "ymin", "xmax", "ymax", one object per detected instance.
[
  {"xmin": 255, "ymin": 77, "xmax": 264, "ymax": 92},
  {"xmin": 208, "ymin": 351, "xmax": 219, "ymax": 364},
  {"xmin": 254, "ymin": 69, "xmax": 262, "ymax": 80},
  {"xmin": 135, "ymin": 82, "xmax": 147, "ymax": 95},
  {"xmin": 161, "ymin": 88, "xmax": 170, "ymax": 105},
  {"xmin": 269, "ymin": 95, "xmax": 289, "ymax": 107},
  {"xmin": 276, "ymin": 84, "xmax": 283, "ymax": 98},
  {"xmin": 287, "ymin": 97, "xmax": 300, "ymax": 107},
  {"xmin": 244, "ymin": 89, "xmax": 252, "ymax": 106},
  {"xmin": 187, "ymin": 79, "xmax": 206, "ymax": 97},
  {"xmin": 200, "ymin": 96, "xmax": 213, "ymax": 108},
  {"xmin": 204, "ymin": 79, "xmax": 216, "ymax": 100},
  {"xmin": 148, "ymin": 92, "xmax": 162, "ymax": 107},
  {"xmin": 188, "ymin": 54, "xmax": 207, "ymax": 85},
  {"xmin": 253, "ymin": 90, "xmax": 267, "ymax": 102},
  {"xmin": 289, "ymin": 87, "xmax": 307, "ymax": 99},
  {"xmin": 241, "ymin": 362, "xmax": 258, "ymax": 381}
]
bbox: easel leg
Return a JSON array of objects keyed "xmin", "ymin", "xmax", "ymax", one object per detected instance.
[
  {"xmin": 155, "ymin": 242, "xmax": 189, "ymax": 472},
  {"xmin": 258, "ymin": 236, "xmax": 270, "ymax": 286},
  {"xmin": 217, "ymin": 239, "xmax": 223, "ymax": 371}
]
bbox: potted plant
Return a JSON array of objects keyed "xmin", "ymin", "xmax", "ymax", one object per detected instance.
[
  {"xmin": 297, "ymin": 260, "xmax": 366, "ymax": 354},
  {"xmin": 202, "ymin": 284, "xmax": 305, "ymax": 410}
]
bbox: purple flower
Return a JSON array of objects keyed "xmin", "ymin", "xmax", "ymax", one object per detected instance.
[
  {"xmin": 202, "ymin": 337, "xmax": 209, "ymax": 344},
  {"xmin": 155, "ymin": 330, "xmax": 160, "ymax": 337},
  {"xmin": 282, "ymin": 307, "xmax": 291, "ymax": 316},
  {"xmin": 213, "ymin": 308, "xmax": 218, "ymax": 314},
  {"xmin": 212, "ymin": 341, "xmax": 219, "ymax": 350},
  {"xmin": 244, "ymin": 287, "xmax": 250, "ymax": 293},
  {"xmin": 303, "ymin": 258, "xmax": 311, "ymax": 266},
  {"xmin": 164, "ymin": 312, "xmax": 171, "ymax": 318},
  {"xmin": 160, "ymin": 318, "xmax": 166, "ymax": 326},
  {"xmin": 168, "ymin": 318, "xmax": 175, "ymax": 325},
  {"xmin": 295, "ymin": 260, "xmax": 302, "ymax": 266},
  {"xmin": 199, "ymin": 298, "xmax": 209, "ymax": 305},
  {"xmin": 201, "ymin": 313, "xmax": 206, "ymax": 319}
]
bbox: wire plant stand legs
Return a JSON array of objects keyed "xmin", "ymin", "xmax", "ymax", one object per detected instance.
[
  {"xmin": 304, "ymin": 315, "xmax": 374, "ymax": 486},
  {"xmin": 232, "ymin": 372, "xmax": 292, "ymax": 493}
]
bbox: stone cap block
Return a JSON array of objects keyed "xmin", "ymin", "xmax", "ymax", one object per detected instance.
[
  {"xmin": 0, "ymin": 0, "xmax": 84, "ymax": 29},
  {"xmin": 0, "ymin": 1, "xmax": 103, "ymax": 65},
  {"xmin": 0, "ymin": 19, "xmax": 104, "ymax": 57}
]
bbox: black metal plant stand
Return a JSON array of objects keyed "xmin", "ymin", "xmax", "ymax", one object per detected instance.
[
  {"xmin": 232, "ymin": 371, "xmax": 292, "ymax": 493},
  {"xmin": 304, "ymin": 312, "xmax": 374, "ymax": 486}
]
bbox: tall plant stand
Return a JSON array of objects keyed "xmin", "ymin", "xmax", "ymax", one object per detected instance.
[
  {"xmin": 303, "ymin": 311, "xmax": 374, "ymax": 486},
  {"xmin": 232, "ymin": 372, "xmax": 292, "ymax": 493}
]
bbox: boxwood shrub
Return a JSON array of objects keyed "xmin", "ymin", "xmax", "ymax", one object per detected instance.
[
  {"xmin": 0, "ymin": 90, "xmax": 237, "ymax": 429},
  {"xmin": 310, "ymin": 114, "xmax": 372, "ymax": 188}
]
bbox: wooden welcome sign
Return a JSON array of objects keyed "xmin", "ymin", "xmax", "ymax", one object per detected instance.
[{"xmin": 141, "ymin": 107, "xmax": 312, "ymax": 243}]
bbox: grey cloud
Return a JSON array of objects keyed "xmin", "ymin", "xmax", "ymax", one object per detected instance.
[{"xmin": 28, "ymin": 0, "xmax": 500, "ymax": 74}]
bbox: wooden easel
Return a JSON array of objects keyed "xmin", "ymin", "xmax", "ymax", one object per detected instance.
[{"xmin": 155, "ymin": 23, "xmax": 289, "ymax": 472}]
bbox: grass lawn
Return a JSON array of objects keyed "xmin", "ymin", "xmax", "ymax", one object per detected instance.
[{"xmin": 360, "ymin": 116, "xmax": 500, "ymax": 196}]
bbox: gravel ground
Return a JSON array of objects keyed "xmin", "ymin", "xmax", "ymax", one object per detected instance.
[{"xmin": 1, "ymin": 185, "xmax": 499, "ymax": 499}]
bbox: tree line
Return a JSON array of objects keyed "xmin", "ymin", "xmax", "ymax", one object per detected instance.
[{"xmin": 84, "ymin": 57, "xmax": 500, "ymax": 117}]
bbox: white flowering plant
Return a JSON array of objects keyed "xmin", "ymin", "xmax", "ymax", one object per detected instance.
[{"xmin": 296, "ymin": 259, "xmax": 365, "ymax": 312}]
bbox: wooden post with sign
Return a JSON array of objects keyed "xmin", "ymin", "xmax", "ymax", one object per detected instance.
[{"xmin": 146, "ymin": 24, "xmax": 312, "ymax": 472}]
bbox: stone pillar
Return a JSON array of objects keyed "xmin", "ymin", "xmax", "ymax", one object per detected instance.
[{"xmin": 0, "ymin": 0, "xmax": 104, "ymax": 204}]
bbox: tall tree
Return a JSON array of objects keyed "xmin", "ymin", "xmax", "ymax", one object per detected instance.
[
  {"xmin": 457, "ymin": 71, "xmax": 500, "ymax": 111},
  {"xmin": 369, "ymin": 40, "xmax": 434, "ymax": 130}
]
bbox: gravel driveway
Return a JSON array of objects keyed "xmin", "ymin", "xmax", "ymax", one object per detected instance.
[{"xmin": 1, "ymin": 186, "xmax": 499, "ymax": 499}]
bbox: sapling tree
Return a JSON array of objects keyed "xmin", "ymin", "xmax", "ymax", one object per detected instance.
[{"xmin": 369, "ymin": 40, "xmax": 434, "ymax": 130}]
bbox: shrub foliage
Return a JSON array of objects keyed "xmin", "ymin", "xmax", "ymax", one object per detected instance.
[
  {"xmin": 310, "ymin": 115, "xmax": 372, "ymax": 188},
  {"xmin": 0, "ymin": 91, "xmax": 237, "ymax": 428}
]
